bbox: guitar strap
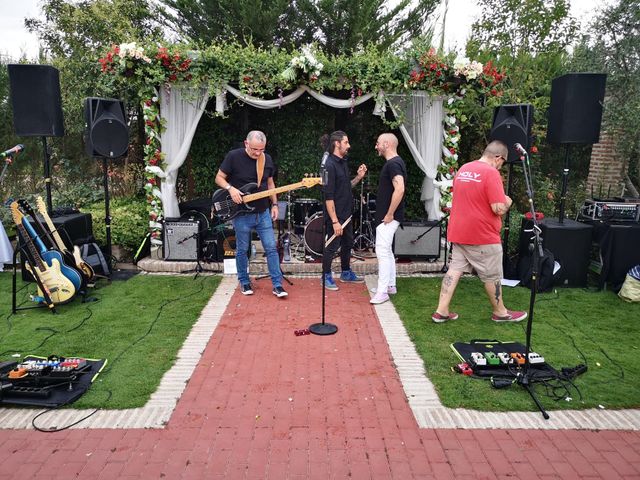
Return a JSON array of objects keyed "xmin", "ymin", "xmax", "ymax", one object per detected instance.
[{"xmin": 256, "ymin": 153, "xmax": 265, "ymax": 188}]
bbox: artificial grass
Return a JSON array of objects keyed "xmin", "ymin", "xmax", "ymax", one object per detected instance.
[
  {"xmin": 0, "ymin": 272, "xmax": 220, "ymax": 409},
  {"xmin": 393, "ymin": 277, "xmax": 640, "ymax": 412}
]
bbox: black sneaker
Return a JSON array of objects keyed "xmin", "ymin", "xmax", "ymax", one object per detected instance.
[
  {"xmin": 241, "ymin": 283, "xmax": 254, "ymax": 295},
  {"xmin": 272, "ymin": 286, "xmax": 288, "ymax": 298}
]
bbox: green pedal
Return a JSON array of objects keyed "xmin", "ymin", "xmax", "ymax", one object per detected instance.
[{"xmin": 483, "ymin": 352, "xmax": 500, "ymax": 365}]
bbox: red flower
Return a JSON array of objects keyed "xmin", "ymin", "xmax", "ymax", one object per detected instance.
[
  {"xmin": 243, "ymin": 75, "xmax": 252, "ymax": 82},
  {"xmin": 149, "ymin": 178, "xmax": 156, "ymax": 186},
  {"xmin": 149, "ymin": 158, "xmax": 158, "ymax": 166},
  {"xmin": 168, "ymin": 74, "xmax": 177, "ymax": 82},
  {"xmin": 449, "ymin": 147, "xmax": 456, "ymax": 155},
  {"xmin": 531, "ymin": 145, "xmax": 538, "ymax": 153}
]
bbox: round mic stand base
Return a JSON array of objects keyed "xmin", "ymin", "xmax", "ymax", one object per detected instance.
[{"xmin": 309, "ymin": 322, "xmax": 338, "ymax": 336}]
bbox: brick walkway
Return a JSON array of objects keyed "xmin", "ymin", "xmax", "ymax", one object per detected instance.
[{"xmin": 0, "ymin": 277, "xmax": 639, "ymax": 479}]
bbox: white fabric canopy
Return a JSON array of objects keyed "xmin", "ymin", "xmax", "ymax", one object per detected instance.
[
  {"xmin": 0, "ymin": 222, "xmax": 13, "ymax": 272},
  {"xmin": 156, "ymin": 85, "xmax": 444, "ymax": 221},
  {"xmin": 219, "ymin": 84, "xmax": 381, "ymax": 113},
  {"xmin": 158, "ymin": 86, "xmax": 210, "ymax": 218},
  {"xmin": 387, "ymin": 92, "xmax": 445, "ymax": 220}
]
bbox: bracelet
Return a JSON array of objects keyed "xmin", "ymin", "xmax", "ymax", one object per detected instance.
[
  {"xmin": 332, "ymin": 221, "xmax": 339, "ymax": 224},
  {"xmin": 271, "ymin": 204, "xmax": 278, "ymax": 208}
]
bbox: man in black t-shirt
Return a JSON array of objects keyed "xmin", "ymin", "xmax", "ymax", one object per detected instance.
[
  {"xmin": 321, "ymin": 130, "xmax": 367, "ymax": 290},
  {"xmin": 369, "ymin": 133, "xmax": 406, "ymax": 305},
  {"xmin": 215, "ymin": 131, "xmax": 287, "ymax": 298}
]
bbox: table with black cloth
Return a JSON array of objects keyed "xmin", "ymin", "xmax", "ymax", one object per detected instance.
[{"xmin": 589, "ymin": 221, "xmax": 640, "ymax": 291}]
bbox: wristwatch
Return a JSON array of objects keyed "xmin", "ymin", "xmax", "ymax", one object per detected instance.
[{"xmin": 224, "ymin": 184, "xmax": 232, "ymax": 190}]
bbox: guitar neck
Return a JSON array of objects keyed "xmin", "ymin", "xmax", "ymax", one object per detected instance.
[
  {"xmin": 37, "ymin": 198, "xmax": 67, "ymax": 251},
  {"xmin": 16, "ymin": 223, "xmax": 46, "ymax": 272},
  {"xmin": 243, "ymin": 181, "xmax": 308, "ymax": 203}
]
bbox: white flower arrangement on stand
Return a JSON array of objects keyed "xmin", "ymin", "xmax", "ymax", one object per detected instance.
[{"xmin": 281, "ymin": 45, "xmax": 324, "ymax": 82}]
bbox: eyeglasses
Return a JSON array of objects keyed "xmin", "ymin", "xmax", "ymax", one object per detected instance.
[
  {"xmin": 246, "ymin": 144, "xmax": 265, "ymax": 153},
  {"xmin": 496, "ymin": 154, "xmax": 506, "ymax": 162}
]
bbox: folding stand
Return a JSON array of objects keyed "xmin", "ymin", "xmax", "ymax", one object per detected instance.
[{"xmin": 11, "ymin": 246, "xmax": 56, "ymax": 314}]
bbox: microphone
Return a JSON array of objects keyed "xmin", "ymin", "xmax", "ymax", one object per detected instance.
[
  {"xmin": 0, "ymin": 144, "xmax": 24, "ymax": 160},
  {"xmin": 514, "ymin": 143, "xmax": 527, "ymax": 156},
  {"xmin": 320, "ymin": 151, "xmax": 329, "ymax": 186}
]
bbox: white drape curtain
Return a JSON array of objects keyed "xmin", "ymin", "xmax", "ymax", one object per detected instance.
[
  {"xmin": 0, "ymin": 223, "xmax": 13, "ymax": 272},
  {"xmin": 156, "ymin": 85, "xmax": 443, "ymax": 220},
  {"xmin": 387, "ymin": 92, "xmax": 444, "ymax": 220},
  {"xmin": 158, "ymin": 86, "xmax": 210, "ymax": 218},
  {"xmin": 218, "ymin": 84, "xmax": 382, "ymax": 113}
]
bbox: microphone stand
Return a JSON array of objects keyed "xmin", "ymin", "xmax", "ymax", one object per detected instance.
[
  {"xmin": 309, "ymin": 163, "xmax": 337, "ymax": 336},
  {"xmin": 516, "ymin": 148, "xmax": 549, "ymax": 420}
]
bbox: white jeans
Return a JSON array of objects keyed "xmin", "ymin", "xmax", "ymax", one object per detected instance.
[{"xmin": 375, "ymin": 220, "xmax": 400, "ymax": 293}]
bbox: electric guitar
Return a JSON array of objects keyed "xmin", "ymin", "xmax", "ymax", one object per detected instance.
[
  {"xmin": 212, "ymin": 176, "xmax": 322, "ymax": 221},
  {"xmin": 11, "ymin": 202, "xmax": 77, "ymax": 305},
  {"xmin": 34, "ymin": 196, "xmax": 95, "ymax": 282},
  {"xmin": 15, "ymin": 201, "xmax": 83, "ymax": 292}
]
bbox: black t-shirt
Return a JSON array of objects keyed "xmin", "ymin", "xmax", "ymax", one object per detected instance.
[
  {"xmin": 323, "ymin": 153, "xmax": 353, "ymax": 221},
  {"xmin": 375, "ymin": 156, "xmax": 407, "ymax": 226},
  {"xmin": 219, "ymin": 148, "xmax": 275, "ymax": 213}
]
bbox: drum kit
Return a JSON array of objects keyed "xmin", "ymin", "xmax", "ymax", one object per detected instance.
[{"xmin": 276, "ymin": 181, "xmax": 376, "ymax": 261}]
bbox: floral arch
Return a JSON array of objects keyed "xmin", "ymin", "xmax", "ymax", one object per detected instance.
[{"xmin": 98, "ymin": 42, "xmax": 506, "ymax": 244}]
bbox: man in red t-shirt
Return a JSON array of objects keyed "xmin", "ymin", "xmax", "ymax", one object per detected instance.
[{"xmin": 432, "ymin": 140, "xmax": 527, "ymax": 323}]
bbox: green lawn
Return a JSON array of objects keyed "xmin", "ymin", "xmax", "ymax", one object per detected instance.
[
  {"xmin": 0, "ymin": 272, "xmax": 220, "ymax": 409},
  {"xmin": 393, "ymin": 277, "xmax": 640, "ymax": 412}
]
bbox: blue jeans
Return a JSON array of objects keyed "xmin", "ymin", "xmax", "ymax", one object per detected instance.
[{"xmin": 232, "ymin": 210, "xmax": 283, "ymax": 288}]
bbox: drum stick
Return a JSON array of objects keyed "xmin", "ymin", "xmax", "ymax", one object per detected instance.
[{"xmin": 325, "ymin": 216, "xmax": 352, "ymax": 247}]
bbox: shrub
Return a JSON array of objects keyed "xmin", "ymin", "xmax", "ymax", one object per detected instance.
[{"xmin": 83, "ymin": 196, "xmax": 148, "ymax": 254}]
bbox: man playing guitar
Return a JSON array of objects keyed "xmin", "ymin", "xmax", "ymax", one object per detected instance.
[{"xmin": 215, "ymin": 130, "xmax": 287, "ymax": 298}]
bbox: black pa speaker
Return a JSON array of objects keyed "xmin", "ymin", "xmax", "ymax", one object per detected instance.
[
  {"xmin": 518, "ymin": 218, "xmax": 592, "ymax": 287},
  {"xmin": 84, "ymin": 97, "xmax": 129, "ymax": 158},
  {"xmin": 8, "ymin": 64, "xmax": 65, "ymax": 137},
  {"xmin": 490, "ymin": 104, "xmax": 534, "ymax": 163},
  {"xmin": 394, "ymin": 222, "xmax": 441, "ymax": 259},
  {"xmin": 547, "ymin": 73, "xmax": 607, "ymax": 144}
]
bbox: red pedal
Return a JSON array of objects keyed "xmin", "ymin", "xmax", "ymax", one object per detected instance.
[{"xmin": 455, "ymin": 362, "xmax": 473, "ymax": 376}]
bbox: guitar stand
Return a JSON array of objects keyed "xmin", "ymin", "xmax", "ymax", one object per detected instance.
[{"xmin": 11, "ymin": 246, "xmax": 57, "ymax": 314}]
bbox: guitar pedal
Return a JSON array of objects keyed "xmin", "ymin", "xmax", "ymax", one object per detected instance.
[
  {"xmin": 510, "ymin": 353, "xmax": 525, "ymax": 365},
  {"xmin": 497, "ymin": 352, "xmax": 511, "ymax": 364},
  {"xmin": 455, "ymin": 362, "xmax": 473, "ymax": 376},
  {"xmin": 483, "ymin": 352, "xmax": 500, "ymax": 366},
  {"xmin": 470, "ymin": 352, "xmax": 486, "ymax": 366},
  {"xmin": 528, "ymin": 352, "xmax": 545, "ymax": 364}
]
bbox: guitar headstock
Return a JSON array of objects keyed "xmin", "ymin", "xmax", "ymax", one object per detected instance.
[
  {"xmin": 17, "ymin": 198, "xmax": 36, "ymax": 218},
  {"xmin": 35, "ymin": 196, "xmax": 48, "ymax": 216},
  {"xmin": 10, "ymin": 201, "xmax": 25, "ymax": 226},
  {"xmin": 301, "ymin": 174, "xmax": 322, "ymax": 188}
]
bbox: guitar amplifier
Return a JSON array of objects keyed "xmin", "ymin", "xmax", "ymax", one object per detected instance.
[
  {"xmin": 162, "ymin": 218, "xmax": 201, "ymax": 261},
  {"xmin": 394, "ymin": 221, "xmax": 441, "ymax": 259}
]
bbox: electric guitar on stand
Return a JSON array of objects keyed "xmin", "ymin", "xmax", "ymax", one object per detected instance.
[
  {"xmin": 11, "ymin": 202, "xmax": 77, "ymax": 305},
  {"xmin": 212, "ymin": 176, "xmax": 322, "ymax": 221},
  {"xmin": 34, "ymin": 197, "xmax": 95, "ymax": 282}
]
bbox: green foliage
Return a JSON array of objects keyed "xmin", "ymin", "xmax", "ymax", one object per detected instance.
[
  {"xmin": 0, "ymin": 273, "xmax": 220, "ymax": 409},
  {"xmin": 83, "ymin": 196, "xmax": 148, "ymax": 252},
  {"xmin": 567, "ymin": 0, "xmax": 640, "ymax": 190},
  {"xmin": 468, "ymin": 0, "xmax": 578, "ymax": 58},
  {"xmin": 160, "ymin": 0, "xmax": 439, "ymax": 54},
  {"xmin": 393, "ymin": 277, "xmax": 640, "ymax": 411}
]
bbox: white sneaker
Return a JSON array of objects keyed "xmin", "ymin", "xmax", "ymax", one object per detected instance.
[
  {"xmin": 370, "ymin": 286, "xmax": 397, "ymax": 295},
  {"xmin": 370, "ymin": 292, "xmax": 390, "ymax": 304}
]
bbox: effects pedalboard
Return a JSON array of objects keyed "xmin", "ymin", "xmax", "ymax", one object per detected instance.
[{"xmin": 457, "ymin": 351, "xmax": 545, "ymax": 373}]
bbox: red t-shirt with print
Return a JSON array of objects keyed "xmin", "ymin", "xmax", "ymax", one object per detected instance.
[{"xmin": 447, "ymin": 160, "xmax": 506, "ymax": 245}]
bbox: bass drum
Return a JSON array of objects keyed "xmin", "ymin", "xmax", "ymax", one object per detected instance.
[{"xmin": 303, "ymin": 213, "xmax": 340, "ymax": 257}]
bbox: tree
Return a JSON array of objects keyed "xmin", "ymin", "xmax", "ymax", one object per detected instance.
[
  {"xmin": 160, "ymin": 0, "xmax": 439, "ymax": 53},
  {"xmin": 467, "ymin": 0, "xmax": 578, "ymax": 58},
  {"xmin": 568, "ymin": 0, "xmax": 640, "ymax": 192}
]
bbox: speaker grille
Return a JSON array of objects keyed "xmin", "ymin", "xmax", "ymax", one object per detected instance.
[
  {"xmin": 163, "ymin": 220, "xmax": 200, "ymax": 261},
  {"xmin": 8, "ymin": 64, "xmax": 65, "ymax": 137},
  {"xmin": 394, "ymin": 222, "xmax": 441, "ymax": 258}
]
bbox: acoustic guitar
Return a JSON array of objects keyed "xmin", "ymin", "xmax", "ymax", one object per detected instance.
[
  {"xmin": 11, "ymin": 202, "xmax": 77, "ymax": 305},
  {"xmin": 212, "ymin": 176, "xmax": 321, "ymax": 221}
]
